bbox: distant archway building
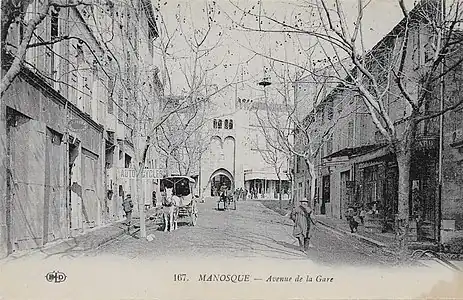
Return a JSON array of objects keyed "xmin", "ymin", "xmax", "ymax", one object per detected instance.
[{"xmin": 199, "ymin": 84, "xmax": 290, "ymax": 201}]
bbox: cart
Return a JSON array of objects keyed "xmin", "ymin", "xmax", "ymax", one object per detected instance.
[
  {"xmin": 217, "ymin": 193, "xmax": 236, "ymax": 211},
  {"xmin": 160, "ymin": 176, "xmax": 198, "ymax": 226}
]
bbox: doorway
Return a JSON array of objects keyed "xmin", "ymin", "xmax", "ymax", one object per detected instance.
[
  {"xmin": 211, "ymin": 174, "xmax": 231, "ymax": 196},
  {"xmin": 321, "ymin": 175, "xmax": 330, "ymax": 215},
  {"xmin": 340, "ymin": 171, "xmax": 350, "ymax": 219}
]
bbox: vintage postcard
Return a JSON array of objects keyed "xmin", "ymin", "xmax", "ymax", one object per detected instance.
[{"xmin": 0, "ymin": 0, "xmax": 462, "ymax": 299}]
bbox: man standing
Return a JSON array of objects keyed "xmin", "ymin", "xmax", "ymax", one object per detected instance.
[
  {"xmin": 122, "ymin": 194, "xmax": 134, "ymax": 226},
  {"xmin": 219, "ymin": 183, "xmax": 229, "ymax": 208},
  {"xmin": 290, "ymin": 198, "xmax": 316, "ymax": 252}
]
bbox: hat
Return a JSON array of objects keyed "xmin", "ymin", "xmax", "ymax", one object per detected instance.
[{"xmin": 300, "ymin": 198, "xmax": 309, "ymax": 203}]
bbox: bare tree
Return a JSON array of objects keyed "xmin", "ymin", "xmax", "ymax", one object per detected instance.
[
  {"xmin": 155, "ymin": 97, "xmax": 213, "ymax": 176},
  {"xmin": 229, "ymin": 0, "xmax": 463, "ymax": 255},
  {"xmin": 152, "ymin": 0, "xmax": 244, "ymax": 177},
  {"xmin": 0, "ymin": 0, "xmax": 104, "ymax": 97},
  {"xmin": 253, "ymin": 60, "xmax": 351, "ymax": 211}
]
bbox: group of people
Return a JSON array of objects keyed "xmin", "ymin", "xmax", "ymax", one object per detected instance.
[{"xmin": 217, "ymin": 184, "xmax": 248, "ymax": 201}]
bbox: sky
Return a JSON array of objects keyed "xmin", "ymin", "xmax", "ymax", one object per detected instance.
[{"xmin": 152, "ymin": 0, "xmax": 419, "ymax": 106}]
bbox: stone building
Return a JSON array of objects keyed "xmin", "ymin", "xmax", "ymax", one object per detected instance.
[
  {"xmin": 0, "ymin": 0, "xmax": 160, "ymax": 256},
  {"xmin": 294, "ymin": 0, "xmax": 463, "ymax": 246},
  {"xmin": 199, "ymin": 80, "xmax": 291, "ymax": 201}
]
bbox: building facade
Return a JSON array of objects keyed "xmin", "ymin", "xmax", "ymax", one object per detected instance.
[
  {"xmin": 0, "ymin": 0, "xmax": 160, "ymax": 256},
  {"xmin": 294, "ymin": 0, "xmax": 462, "ymax": 247},
  {"xmin": 199, "ymin": 81, "xmax": 290, "ymax": 201}
]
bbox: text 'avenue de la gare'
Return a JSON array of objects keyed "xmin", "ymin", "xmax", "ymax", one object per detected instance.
[{"xmin": 194, "ymin": 274, "xmax": 334, "ymax": 283}]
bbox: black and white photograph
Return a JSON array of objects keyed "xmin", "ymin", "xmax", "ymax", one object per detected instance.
[{"xmin": 0, "ymin": 0, "xmax": 462, "ymax": 299}]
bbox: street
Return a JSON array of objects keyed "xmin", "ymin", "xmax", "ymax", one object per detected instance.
[
  {"xmin": 1, "ymin": 200, "xmax": 457, "ymax": 300},
  {"xmin": 86, "ymin": 200, "xmax": 398, "ymax": 266}
]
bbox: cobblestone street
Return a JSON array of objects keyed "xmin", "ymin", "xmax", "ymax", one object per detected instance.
[{"xmin": 85, "ymin": 200, "xmax": 399, "ymax": 266}]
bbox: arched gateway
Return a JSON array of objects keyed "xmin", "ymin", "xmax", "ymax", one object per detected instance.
[{"xmin": 209, "ymin": 168, "xmax": 234, "ymax": 197}]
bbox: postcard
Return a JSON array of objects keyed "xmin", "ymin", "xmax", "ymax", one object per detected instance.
[{"xmin": 0, "ymin": 0, "xmax": 462, "ymax": 299}]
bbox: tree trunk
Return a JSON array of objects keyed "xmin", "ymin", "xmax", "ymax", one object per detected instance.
[
  {"xmin": 396, "ymin": 148, "xmax": 412, "ymax": 259},
  {"xmin": 136, "ymin": 171, "xmax": 146, "ymax": 238},
  {"xmin": 278, "ymin": 176, "xmax": 282, "ymax": 210},
  {"xmin": 306, "ymin": 158, "xmax": 316, "ymax": 209}
]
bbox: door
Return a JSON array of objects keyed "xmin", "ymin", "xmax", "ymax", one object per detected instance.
[
  {"xmin": 82, "ymin": 149, "xmax": 99, "ymax": 229},
  {"xmin": 340, "ymin": 171, "xmax": 350, "ymax": 219},
  {"xmin": 7, "ymin": 111, "xmax": 46, "ymax": 252},
  {"xmin": 321, "ymin": 175, "xmax": 330, "ymax": 215},
  {"xmin": 43, "ymin": 128, "xmax": 66, "ymax": 244}
]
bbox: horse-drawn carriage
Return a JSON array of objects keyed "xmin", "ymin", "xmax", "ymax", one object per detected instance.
[
  {"xmin": 161, "ymin": 176, "xmax": 198, "ymax": 231},
  {"xmin": 217, "ymin": 189, "xmax": 236, "ymax": 211}
]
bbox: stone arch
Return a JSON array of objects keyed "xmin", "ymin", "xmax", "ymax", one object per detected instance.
[
  {"xmin": 208, "ymin": 168, "xmax": 234, "ymax": 196},
  {"xmin": 210, "ymin": 135, "xmax": 222, "ymax": 147}
]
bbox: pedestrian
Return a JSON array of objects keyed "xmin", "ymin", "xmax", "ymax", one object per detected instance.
[
  {"xmin": 346, "ymin": 206, "xmax": 359, "ymax": 233},
  {"xmin": 290, "ymin": 198, "xmax": 316, "ymax": 252},
  {"xmin": 122, "ymin": 194, "xmax": 134, "ymax": 226},
  {"xmin": 219, "ymin": 182, "xmax": 228, "ymax": 208}
]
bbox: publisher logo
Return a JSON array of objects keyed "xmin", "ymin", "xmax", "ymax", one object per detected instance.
[{"xmin": 45, "ymin": 271, "xmax": 67, "ymax": 283}]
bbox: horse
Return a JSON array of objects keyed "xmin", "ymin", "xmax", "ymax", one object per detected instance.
[{"xmin": 162, "ymin": 187, "xmax": 180, "ymax": 232}]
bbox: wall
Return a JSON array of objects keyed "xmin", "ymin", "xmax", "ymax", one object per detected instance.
[
  {"xmin": 1, "ymin": 69, "xmax": 70, "ymax": 252},
  {"xmin": 441, "ymin": 50, "xmax": 463, "ymax": 244}
]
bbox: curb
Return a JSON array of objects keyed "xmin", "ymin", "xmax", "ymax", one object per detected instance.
[{"xmin": 316, "ymin": 220, "xmax": 387, "ymax": 248}]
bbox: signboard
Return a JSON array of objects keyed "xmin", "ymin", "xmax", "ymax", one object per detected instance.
[
  {"xmin": 119, "ymin": 168, "xmax": 164, "ymax": 180},
  {"xmin": 68, "ymin": 118, "xmax": 89, "ymax": 132}
]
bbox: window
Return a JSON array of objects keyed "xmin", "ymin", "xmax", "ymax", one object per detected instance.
[
  {"xmin": 218, "ymin": 119, "xmax": 222, "ymax": 129},
  {"xmin": 108, "ymin": 78, "xmax": 114, "ymax": 114},
  {"xmin": 347, "ymin": 121, "xmax": 354, "ymax": 147},
  {"xmin": 229, "ymin": 120, "xmax": 233, "ymax": 129},
  {"xmin": 213, "ymin": 119, "xmax": 217, "ymax": 129},
  {"xmin": 50, "ymin": 7, "xmax": 60, "ymax": 81},
  {"xmin": 326, "ymin": 136, "xmax": 333, "ymax": 155},
  {"xmin": 124, "ymin": 154, "xmax": 132, "ymax": 168},
  {"xmin": 51, "ymin": 8, "xmax": 59, "ymax": 39},
  {"xmin": 224, "ymin": 119, "xmax": 229, "ymax": 129}
]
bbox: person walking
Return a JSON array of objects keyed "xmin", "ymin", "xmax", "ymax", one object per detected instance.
[
  {"xmin": 219, "ymin": 182, "xmax": 229, "ymax": 209},
  {"xmin": 290, "ymin": 198, "xmax": 316, "ymax": 252},
  {"xmin": 122, "ymin": 194, "xmax": 134, "ymax": 226}
]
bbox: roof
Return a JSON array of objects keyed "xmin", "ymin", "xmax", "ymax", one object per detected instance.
[{"xmin": 322, "ymin": 143, "xmax": 388, "ymax": 160}]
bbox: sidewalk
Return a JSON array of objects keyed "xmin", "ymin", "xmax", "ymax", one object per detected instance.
[
  {"xmin": 315, "ymin": 215, "xmax": 397, "ymax": 251},
  {"xmin": 0, "ymin": 221, "xmax": 129, "ymax": 262},
  {"xmin": 315, "ymin": 215, "xmax": 463, "ymax": 271},
  {"xmin": 1, "ymin": 209, "xmax": 164, "ymax": 262}
]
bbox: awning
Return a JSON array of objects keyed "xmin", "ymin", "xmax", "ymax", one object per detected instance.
[
  {"xmin": 244, "ymin": 171, "xmax": 289, "ymax": 181},
  {"xmin": 322, "ymin": 143, "xmax": 388, "ymax": 160}
]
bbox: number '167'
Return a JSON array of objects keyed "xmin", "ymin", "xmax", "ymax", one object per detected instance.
[{"xmin": 174, "ymin": 274, "xmax": 188, "ymax": 281}]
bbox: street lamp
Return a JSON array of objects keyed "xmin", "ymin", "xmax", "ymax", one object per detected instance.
[{"xmin": 258, "ymin": 76, "xmax": 272, "ymax": 87}]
